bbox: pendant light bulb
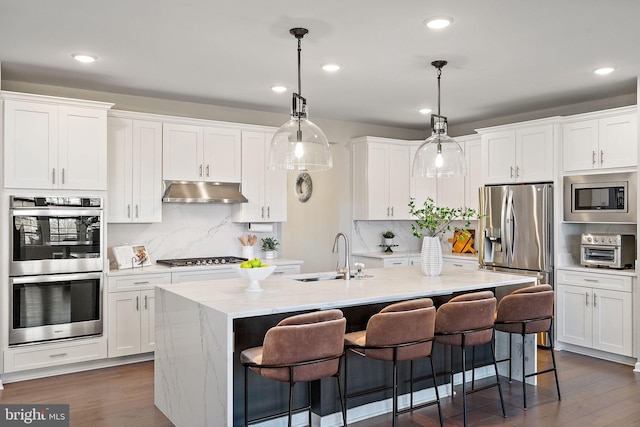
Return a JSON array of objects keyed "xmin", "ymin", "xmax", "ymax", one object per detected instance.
[
  {"xmin": 412, "ymin": 60, "xmax": 466, "ymax": 178},
  {"xmin": 268, "ymin": 28, "xmax": 333, "ymax": 171}
]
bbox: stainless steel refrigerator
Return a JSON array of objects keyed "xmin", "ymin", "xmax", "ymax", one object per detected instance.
[{"xmin": 479, "ymin": 183, "xmax": 553, "ymax": 286}]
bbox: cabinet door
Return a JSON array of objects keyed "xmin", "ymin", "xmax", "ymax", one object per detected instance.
[
  {"xmin": 367, "ymin": 143, "xmax": 390, "ymax": 219},
  {"xmin": 139, "ymin": 290, "xmax": 156, "ymax": 353},
  {"xmin": 107, "ymin": 291, "xmax": 141, "ymax": 357},
  {"xmin": 132, "ymin": 120, "xmax": 163, "ymax": 223},
  {"xmin": 235, "ymin": 131, "xmax": 267, "ymax": 222},
  {"xmin": 162, "ymin": 123, "xmax": 203, "ymax": 181},
  {"xmin": 410, "ymin": 145, "xmax": 437, "ymax": 210},
  {"xmin": 202, "ymin": 127, "xmax": 241, "ymax": 182},
  {"xmin": 387, "ymin": 144, "xmax": 411, "ymax": 219},
  {"xmin": 464, "ymin": 138, "xmax": 481, "ymax": 211},
  {"xmin": 556, "ymin": 284, "xmax": 592, "ymax": 348},
  {"xmin": 517, "ymin": 125, "xmax": 554, "ymax": 182},
  {"xmin": 107, "ymin": 118, "xmax": 134, "ymax": 222},
  {"xmin": 592, "ymin": 288, "xmax": 633, "ymax": 356},
  {"xmin": 481, "ymin": 131, "xmax": 516, "ymax": 184},
  {"xmin": 4, "ymin": 100, "xmax": 58, "ymax": 189},
  {"xmin": 264, "ymin": 132, "xmax": 287, "ymax": 221},
  {"xmin": 562, "ymin": 120, "xmax": 599, "ymax": 172},
  {"xmin": 58, "ymin": 106, "xmax": 107, "ymax": 190},
  {"xmin": 598, "ymin": 113, "xmax": 638, "ymax": 169}
]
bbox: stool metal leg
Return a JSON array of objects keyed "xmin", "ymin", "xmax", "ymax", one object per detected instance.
[
  {"xmin": 490, "ymin": 335, "xmax": 507, "ymax": 418},
  {"xmin": 430, "ymin": 355, "xmax": 444, "ymax": 427}
]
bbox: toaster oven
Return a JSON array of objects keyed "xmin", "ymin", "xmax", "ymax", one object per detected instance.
[{"xmin": 580, "ymin": 233, "xmax": 635, "ymax": 269}]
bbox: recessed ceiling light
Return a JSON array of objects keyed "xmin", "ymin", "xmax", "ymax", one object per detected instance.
[
  {"xmin": 594, "ymin": 66, "xmax": 615, "ymax": 75},
  {"xmin": 71, "ymin": 53, "xmax": 97, "ymax": 63},
  {"xmin": 418, "ymin": 108, "xmax": 433, "ymax": 115},
  {"xmin": 322, "ymin": 64, "xmax": 341, "ymax": 72},
  {"xmin": 424, "ymin": 17, "xmax": 453, "ymax": 30},
  {"xmin": 271, "ymin": 85, "xmax": 288, "ymax": 93}
]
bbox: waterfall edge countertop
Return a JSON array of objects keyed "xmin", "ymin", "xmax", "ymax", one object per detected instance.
[{"xmin": 154, "ymin": 265, "xmax": 535, "ymax": 427}]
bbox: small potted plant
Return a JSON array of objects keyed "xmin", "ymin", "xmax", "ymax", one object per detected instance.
[
  {"xmin": 261, "ymin": 237, "xmax": 280, "ymax": 259},
  {"xmin": 382, "ymin": 231, "xmax": 395, "ymax": 246}
]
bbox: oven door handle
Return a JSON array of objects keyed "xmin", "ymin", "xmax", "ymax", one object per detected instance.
[
  {"xmin": 10, "ymin": 208, "xmax": 103, "ymax": 217},
  {"xmin": 10, "ymin": 272, "xmax": 103, "ymax": 285}
]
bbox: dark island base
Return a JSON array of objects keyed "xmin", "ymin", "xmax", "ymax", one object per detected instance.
[{"xmin": 232, "ymin": 290, "xmax": 497, "ymax": 426}]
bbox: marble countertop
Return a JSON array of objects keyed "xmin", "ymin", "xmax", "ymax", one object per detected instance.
[
  {"xmin": 157, "ymin": 265, "xmax": 534, "ymax": 319},
  {"xmin": 353, "ymin": 250, "xmax": 478, "ymax": 261},
  {"xmin": 107, "ymin": 258, "xmax": 303, "ymax": 276}
]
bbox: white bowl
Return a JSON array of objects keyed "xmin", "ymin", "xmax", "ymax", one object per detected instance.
[{"xmin": 234, "ymin": 265, "xmax": 277, "ymax": 292}]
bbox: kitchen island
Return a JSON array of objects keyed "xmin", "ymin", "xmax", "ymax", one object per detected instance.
[{"xmin": 154, "ymin": 265, "xmax": 535, "ymax": 427}]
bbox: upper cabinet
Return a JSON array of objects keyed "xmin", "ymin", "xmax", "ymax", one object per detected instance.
[
  {"xmin": 232, "ymin": 131, "xmax": 286, "ymax": 223},
  {"xmin": 3, "ymin": 92, "xmax": 112, "ymax": 190},
  {"xmin": 162, "ymin": 122, "xmax": 241, "ymax": 182},
  {"xmin": 107, "ymin": 114, "xmax": 163, "ymax": 223},
  {"xmin": 352, "ymin": 137, "xmax": 412, "ymax": 220},
  {"xmin": 478, "ymin": 119, "xmax": 559, "ymax": 185},
  {"xmin": 562, "ymin": 107, "xmax": 637, "ymax": 173}
]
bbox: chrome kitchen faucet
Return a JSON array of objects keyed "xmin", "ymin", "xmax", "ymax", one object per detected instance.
[{"xmin": 332, "ymin": 232, "xmax": 351, "ymax": 280}]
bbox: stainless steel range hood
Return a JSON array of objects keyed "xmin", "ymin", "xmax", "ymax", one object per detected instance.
[{"xmin": 162, "ymin": 181, "xmax": 248, "ymax": 203}]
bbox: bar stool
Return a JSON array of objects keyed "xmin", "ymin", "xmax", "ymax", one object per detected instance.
[
  {"xmin": 344, "ymin": 298, "xmax": 443, "ymax": 427},
  {"xmin": 494, "ymin": 284, "xmax": 561, "ymax": 409},
  {"xmin": 435, "ymin": 290, "xmax": 506, "ymax": 427},
  {"xmin": 240, "ymin": 309, "xmax": 347, "ymax": 427}
]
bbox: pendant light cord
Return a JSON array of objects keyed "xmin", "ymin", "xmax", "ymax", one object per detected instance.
[
  {"xmin": 436, "ymin": 65, "xmax": 441, "ymax": 116},
  {"xmin": 297, "ymin": 35, "xmax": 302, "ymax": 97}
]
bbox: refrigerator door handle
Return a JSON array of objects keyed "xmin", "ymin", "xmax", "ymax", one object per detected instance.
[{"xmin": 506, "ymin": 189, "xmax": 516, "ymax": 262}]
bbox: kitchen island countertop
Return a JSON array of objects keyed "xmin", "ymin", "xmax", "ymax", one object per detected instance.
[{"xmin": 154, "ymin": 265, "xmax": 534, "ymax": 427}]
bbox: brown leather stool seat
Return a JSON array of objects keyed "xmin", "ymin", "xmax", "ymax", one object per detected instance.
[
  {"xmin": 494, "ymin": 284, "xmax": 561, "ymax": 409},
  {"xmin": 344, "ymin": 298, "xmax": 443, "ymax": 427},
  {"xmin": 435, "ymin": 290, "xmax": 506, "ymax": 427},
  {"xmin": 240, "ymin": 309, "xmax": 347, "ymax": 427}
]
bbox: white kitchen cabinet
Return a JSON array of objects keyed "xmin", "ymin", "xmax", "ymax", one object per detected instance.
[
  {"xmin": 171, "ymin": 267, "xmax": 237, "ymax": 283},
  {"xmin": 107, "ymin": 272, "xmax": 171, "ymax": 357},
  {"xmin": 479, "ymin": 120, "xmax": 558, "ymax": 185},
  {"xmin": 3, "ymin": 92, "xmax": 112, "ymax": 190},
  {"xmin": 556, "ymin": 269, "xmax": 633, "ymax": 357},
  {"xmin": 353, "ymin": 255, "xmax": 410, "ymax": 268},
  {"xmin": 107, "ymin": 116, "xmax": 163, "ymax": 223},
  {"xmin": 562, "ymin": 107, "xmax": 637, "ymax": 172},
  {"xmin": 443, "ymin": 256, "xmax": 479, "ymax": 270},
  {"xmin": 352, "ymin": 137, "xmax": 412, "ymax": 220},
  {"xmin": 232, "ymin": 131, "xmax": 286, "ymax": 222},
  {"xmin": 162, "ymin": 122, "xmax": 241, "ymax": 183}
]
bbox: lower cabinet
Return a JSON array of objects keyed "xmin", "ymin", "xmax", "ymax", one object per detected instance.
[
  {"xmin": 556, "ymin": 269, "xmax": 633, "ymax": 357},
  {"xmin": 107, "ymin": 272, "xmax": 171, "ymax": 357},
  {"xmin": 4, "ymin": 337, "xmax": 107, "ymax": 373}
]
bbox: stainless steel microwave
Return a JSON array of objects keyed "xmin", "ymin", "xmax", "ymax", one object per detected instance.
[{"xmin": 564, "ymin": 172, "xmax": 637, "ymax": 222}]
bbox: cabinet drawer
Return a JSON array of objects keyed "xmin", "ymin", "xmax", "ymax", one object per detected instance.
[
  {"xmin": 557, "ymin": 269, "xmax": 632, "ymax": 292},
  {"xmin": 383, "ymin": 258, "xmax": 409, "ymax": 268},
  {"xmin": 108, "ymin": 273, "xmax": 171, "ymax": 292},
  {"xmin": 273, "ymin": 265, "xmax": 301, "ymax": 275},
  {"xmin": 171, "ymin": 268, "xmax": 236, "ymax": 283},
  {"xmin": 444, "ymin": 258, "xmax": 479, "ymax": 270},
  {"xmin": 4, "ymin": 337, "xmax": 107, "ymax": 373}
]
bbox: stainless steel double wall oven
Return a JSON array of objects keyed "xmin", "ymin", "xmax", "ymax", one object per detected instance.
[{"xmin": 9, "ymin": 196, "xmax": 104, "ymax": 346}]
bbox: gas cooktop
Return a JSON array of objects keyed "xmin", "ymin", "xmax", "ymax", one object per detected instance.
[{"xmin": 156, "ymin": 256, "xmax": 247, "ymax": 267}]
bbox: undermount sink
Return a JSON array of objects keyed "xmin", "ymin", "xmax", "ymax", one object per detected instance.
[{"xmin": 294, "ymin": 274, "xmax": 372, "ymax": 282}]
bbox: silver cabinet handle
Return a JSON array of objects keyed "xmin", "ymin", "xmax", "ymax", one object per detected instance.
[
  {"xmin": 144, "ymin": 295, "xmax": 148, "ymax": 310},
  {"xmin": 600, "ymin": 149, "xmax": 604, "ymax": 165},
  {"xmin": 387, "ymin": 207, "xmax": 390, "ymax": 217},
  {"xmin": 592, "ymin": 150, "xmax": 596, "ymax": 165},
  {"xmin": 515, "ymin": 165, "xmax": 519, "ymax": 178},
  {"xmin": 52, "ymin": 168, "xmax": 56, "ymax": 184},
  {"xmin": 584, "ymin": 278, "xmax": 598, "ymax": 283},
  {"xmin": 133, "ymin": 281, "xmax": 150, "ymax": 285},
  {"xmin": 62, "ymin": 168, "xmax": 65, "ymax": 184},
  {"xmin": 391, "ymin": 262, "xmax": 403, "ymax": 265},
  {"xmin": 510, "ymin": 166, "xmax": 514, "ymax": 178},
  {"xmin": 206, "ymin": 164, "xmax": 210, "ymax": 177},
  {"xmin": 593, "ymin": 292, "xmax": 597, "ymax": 307},
  {"xmin": 127, "ymin": 204, "xmax": 131, "ymax": 218},
  {"xmin": 49, "ymin": 353, "xmax": 68, "ymax": 358},
  {"xmin": 267, "ymin": 206, "xmax": 270, "ymax": 218},
  {"xmin": 453, "ymin": 263, "xmax": 464, "ymax": 267},
  {"xmin": 199, "ymin": 165, "xmax": 203, "ymax": 177},
  {"xmin": 136, "ymin": 296, "xmax": 139, "ymax": 311},
  {"xmin": 135, "ymin": 204, "xmax": 139, "ymax": 218},
  {"xmin": 391, "ymin": 206, "xmax": 394, "ymax": 216},
  {"xmin": 261, "ymin": 206, "xmax": 265, "ymax": 218},
  {"xmin": 585, "ymin": 292, "xmax": 589, "ymax": 306}
]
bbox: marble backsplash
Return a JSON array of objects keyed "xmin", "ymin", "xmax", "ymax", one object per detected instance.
[
  {"xmin": 351, "ymin": 219, "xmax": 479, "ymax": 254},
  {"xmin": 106, "ymin": 204, "xmax": 279, "ymax": 268}
]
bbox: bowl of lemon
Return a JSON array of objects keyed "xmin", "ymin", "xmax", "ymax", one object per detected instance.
[{"xmin": 234, "ymin": 259, "xmax": 276, "ymax": 292}]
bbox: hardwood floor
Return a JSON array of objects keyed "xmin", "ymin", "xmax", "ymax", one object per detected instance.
[{"xmin": 0, "ymin": 350, "xmax": 639, "ymax": 426}]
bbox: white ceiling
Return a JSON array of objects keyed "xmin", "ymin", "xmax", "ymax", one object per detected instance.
[{"xmin": 1, "ymin": 0, "xmax": 639, "ymax": 130}]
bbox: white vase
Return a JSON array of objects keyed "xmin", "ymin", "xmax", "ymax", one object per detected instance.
[{"xmin": 421, "ymin": 236, "xmax": 443, "ymax": 276}]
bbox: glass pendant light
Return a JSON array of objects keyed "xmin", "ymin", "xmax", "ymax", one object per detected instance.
[
  {"xmin": 268, "ymin": 28, "xmax": 332, "ymax": 171},
  {"xmin": 412, "ymin": 60, "xmax": 465, "ymax": 178}
]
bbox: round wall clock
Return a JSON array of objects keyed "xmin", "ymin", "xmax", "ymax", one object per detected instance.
[{"xmin": 295, "ymin": 172, "xmax": 313, "ymax": 203}]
